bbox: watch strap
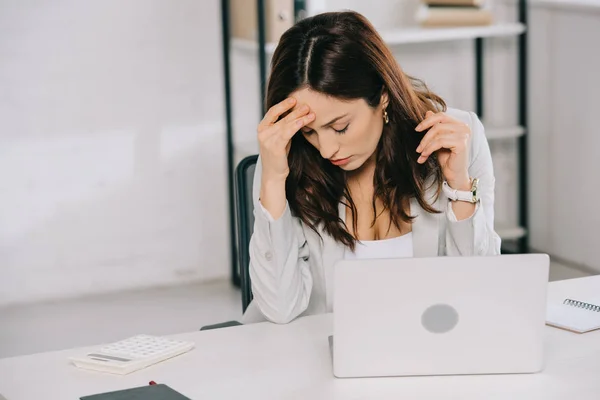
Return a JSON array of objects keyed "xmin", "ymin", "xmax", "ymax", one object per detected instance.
[{"xmin": 443, "ymin": 178, "xmax": 479, "ymax": 203}]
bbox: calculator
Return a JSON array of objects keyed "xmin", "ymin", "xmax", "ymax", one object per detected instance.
[{"xmin": 69, "ymin": 334, "xmax": 195, "ymax": 375}]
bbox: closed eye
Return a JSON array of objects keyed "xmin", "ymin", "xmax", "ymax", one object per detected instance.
[
  {"xmin": 333, "ymin": 124, "xmax": 349, "ymax": 134},
  {"xmin": 302, "ymin": 124, "xmax": 349, "ymax": 135}
]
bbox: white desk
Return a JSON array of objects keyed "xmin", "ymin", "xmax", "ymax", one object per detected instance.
[{"xmin": 1, "ymin": 276, "xmax": 600, "ymax": 399}]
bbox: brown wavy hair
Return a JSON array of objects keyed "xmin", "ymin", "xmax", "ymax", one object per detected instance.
[{"xmin": 266, "ymin": 11, "xmax": 446, "ymax": 249}]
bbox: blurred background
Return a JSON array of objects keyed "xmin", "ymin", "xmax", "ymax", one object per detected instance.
[{"xmin": 1, "ymin": 0, "xmax": 598, "ymax": 358}]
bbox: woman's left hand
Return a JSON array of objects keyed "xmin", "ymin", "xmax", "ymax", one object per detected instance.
[{"xmin": 415, "ymin": 110, "xmax": 471, "ymax": 190}]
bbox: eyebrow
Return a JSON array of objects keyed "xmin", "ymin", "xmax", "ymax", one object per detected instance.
[{"xmin": 321, "ymin": 113, "xmax": 349, "ymax": 128}]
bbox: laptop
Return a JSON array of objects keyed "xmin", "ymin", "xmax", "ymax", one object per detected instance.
[{"xmin": 331, "ymin": 254, "xmax": 550, "ymax": 378}]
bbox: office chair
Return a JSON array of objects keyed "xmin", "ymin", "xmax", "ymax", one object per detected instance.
[
  {"xmin": 236, "ymin": 155, "xmax": 258, "ymax": 312},
  {"xmin": 201, "ymin": 155, "xmax": 258, "ymax": 331}
]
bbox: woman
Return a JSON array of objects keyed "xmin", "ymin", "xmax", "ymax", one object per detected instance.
[{"xmin": 243, "ymin": 11, "xmax": 501, "ymax": 324}]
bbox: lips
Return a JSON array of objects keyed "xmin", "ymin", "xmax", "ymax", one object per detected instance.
[{"xmin": 330, "ymin": 156, "xmax": 352, "ymax": 166}]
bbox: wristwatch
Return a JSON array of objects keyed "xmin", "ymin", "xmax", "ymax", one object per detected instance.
[{"xmin": 442, "ymin": 178, "xmax": 479, "ymax": 203}]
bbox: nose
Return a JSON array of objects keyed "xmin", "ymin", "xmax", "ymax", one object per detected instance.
[{"xmin": 318, "ymin": 133, "xmax": 340, "ymax": 160}]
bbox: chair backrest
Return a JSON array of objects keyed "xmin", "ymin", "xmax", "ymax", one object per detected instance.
[{"xmin": 235, "ymin": 155, "xmax": 258, "ymax": 312}]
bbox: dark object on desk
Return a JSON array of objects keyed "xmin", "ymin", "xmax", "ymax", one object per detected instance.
[
  {"xmin": 80, "ymin": 383, "xmax": 191, "ymax": 400},
  {"xmin": 200, "ymin": 320, "xmax": 243, "ymax": 331}
]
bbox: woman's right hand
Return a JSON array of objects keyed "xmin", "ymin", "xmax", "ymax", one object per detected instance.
[
  {"xmin": 257, "ymin": 97, "xmax": 315, "ymax": 183},
  {"xmin": 257, "ymin": 97, "xmax": 315, "ymax": 220}
]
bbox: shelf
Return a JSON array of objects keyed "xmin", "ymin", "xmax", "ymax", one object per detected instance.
[
  {"xmin": 484, "ymin": 124, "xmax": 525, "ymax": 140},
  {"xmin": 496, "ymin": 225, "xmax": 527, "ymax": 241},
  {"xmin": 381, "ymin": 23, "xmax": 526, "ymax": 45},
  {"xmin": 530, "ymin": 0, "xmax": 600, "ymax": 12},
  {"xmin": 231, "ymin": 23, "xmax": 526, "ymax": 55}
]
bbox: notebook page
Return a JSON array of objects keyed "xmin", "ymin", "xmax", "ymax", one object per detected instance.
[{"xmin": 546, "ymin": 301, "xmax": 600, "ymax": 333}]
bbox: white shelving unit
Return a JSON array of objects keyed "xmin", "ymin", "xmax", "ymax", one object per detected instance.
[
  {"xmin": 485, "ymin": 124, "xmax": 526, "ymax": 140},
  {"xmin": 496, "ymin": 225, "xmax": 528, "ymax": 241},
  {"xmin": 230, "ymin": 23, "xmax": 528, "ymax": 244}
]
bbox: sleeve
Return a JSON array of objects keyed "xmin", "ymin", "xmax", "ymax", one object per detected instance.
[
  {"xmin": 444, "ymin": 112, "xmax": 502, "ymax": 256},
  {"xmin": 247, "ymin": 156, "xmax": 313, "ymax": 324}
]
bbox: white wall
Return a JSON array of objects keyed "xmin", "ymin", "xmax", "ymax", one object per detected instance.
[
  {"xmin": 528, "ymin": 1, "xmax": 600, "ymax": 272},
  {"xmin": 0, "ymin": 0, "xmax": 228, "ymax": 306},
  {"xmin": 4, "ymin": 0, "xmax": 584, "ymax": 306}
]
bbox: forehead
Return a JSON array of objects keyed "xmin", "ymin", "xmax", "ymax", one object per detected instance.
[{"xmin": 290, "ymin": 88, "xmax": 365, "ymax": 117}]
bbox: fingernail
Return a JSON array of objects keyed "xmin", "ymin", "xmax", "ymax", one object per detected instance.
[
  {"xmin": 296, "ymin": 119, "xmax": 304, "ymax": 126},
  {"xmin": 301, "ymin": 105, "xmax": 309, "ymax": 112},
  {"xmin": 307, "ymin": 112, "xmax": 315, "ymax": 120},
  {"xmin": 415, "ymin": 125, "xmax": 421, "ymax": 131},
  {"xmin": 288, "ymin": 98, "xmax": 296, "ymax": 104}
]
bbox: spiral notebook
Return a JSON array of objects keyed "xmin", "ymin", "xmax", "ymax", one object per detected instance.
[{"xmin": 546, "ymin": 298, "xmax": 600, "ymax": 333}]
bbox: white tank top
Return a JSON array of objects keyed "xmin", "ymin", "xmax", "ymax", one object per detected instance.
[
  {"xmin": 340, "ymin": 203, "xmax": 414, "ymax": 260},
  {"xmin": 344, "ymin": 232, "xmax": 414, "ymax": 260}
]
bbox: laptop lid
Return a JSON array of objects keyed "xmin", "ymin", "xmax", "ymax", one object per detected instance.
[{"xmin": 332, "ymin": 254, "xmax": 549, "ymax": 378}]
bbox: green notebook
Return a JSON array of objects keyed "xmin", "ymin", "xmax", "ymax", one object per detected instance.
[{"xmin": 80, "ymin": 384, "xmax": 191, "ymax": 400}]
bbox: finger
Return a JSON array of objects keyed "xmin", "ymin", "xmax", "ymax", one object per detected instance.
[
  {"xmin": 417, "ymin": 133, "xmax": 465, "ymax": 163},
  {"xmin": 280, "ymin": 103, "xmax": 310, "ymax": 125},
  {"xmin": 259, "ymin": 97, "xmax": 297, "ymax": 129},
  {"xmin": 417, "ymin": 138, "xmax": 450, "ymax": 164},
  {"xmin": 416, "ymin": 123, "xmax": 443, "ymax": 153},
  {"xmin": 263, "ymin": 114, "xmax": 313, "ymax": 153},
  {"xmin": 282, "ymin": 112, "xmax": 315, "ymax": 140},
  {"xmin": 418, "ymin": 151, "xmax": 448, "ymax": 164},
  {"xmin": 416, "ymin": 123, "xmax": 466, "ymax": 153},
  {"xmin": 415, "ymin": 111, "xmax": 455, "ymax": 132},
  {"xmin": 258, "ymin": 110, "xmax": 314, "ymax": 144}
]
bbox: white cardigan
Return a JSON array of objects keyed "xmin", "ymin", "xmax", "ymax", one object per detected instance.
[{"xmin": 242, "ymin": 108, "xmax": 501, "ymax": 324}]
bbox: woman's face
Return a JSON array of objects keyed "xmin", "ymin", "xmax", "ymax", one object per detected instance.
[{"xmin": 291, "ymin": 88, "xmax": 387, "ymax": 171}]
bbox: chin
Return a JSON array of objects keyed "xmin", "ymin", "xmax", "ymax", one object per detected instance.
[{"xmin": 337, "ymin": 157, "xmax": 365, "ymax": 171}]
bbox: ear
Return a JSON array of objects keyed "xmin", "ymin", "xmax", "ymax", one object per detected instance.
[{"xmin": 380, "ymin": 90, "xmax": 389, "ymax": 110}]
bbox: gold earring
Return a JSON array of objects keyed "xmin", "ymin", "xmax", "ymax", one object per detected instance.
[{"xmin": 383, "ymin": 109, "xmax": 389, "ymax": 124}]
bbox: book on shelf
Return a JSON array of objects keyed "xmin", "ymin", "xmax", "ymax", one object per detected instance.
[
  {"xmin": 230, "ymin": 0, "xmax": 295, "ymax": 43},
  {"xmin": 231, "ymin": 0, "xmax": 319, "ymax": 44},
  {"xmin": 422, "ymin": 0, "xmax": 484, "ymax": 6},
  {"xmin": 417, "ymin": 4, "xmax": 493, "ymax": 27}
]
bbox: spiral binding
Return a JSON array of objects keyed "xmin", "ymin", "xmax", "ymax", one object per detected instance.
[{"xmin": 563, "ymin": 298, "xmax": 600, "ymax": 312}]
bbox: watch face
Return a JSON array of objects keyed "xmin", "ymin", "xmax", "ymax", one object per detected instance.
[{"xmin": 471, "ymin": 178, "xmax": 479, "ymax": 202}]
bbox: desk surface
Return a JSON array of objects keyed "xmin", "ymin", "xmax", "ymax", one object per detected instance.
[{"xmin": 1, "ymin": 276, "xmax": 600, "ymax": 400}]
